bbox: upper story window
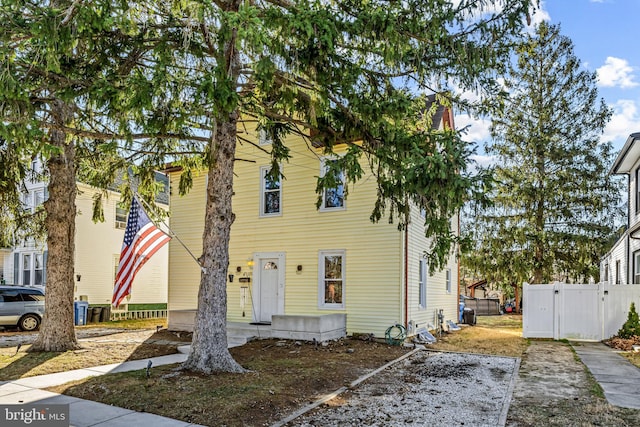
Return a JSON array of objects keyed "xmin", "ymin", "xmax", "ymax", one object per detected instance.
[
  {"xmin": 115, "ymin": 206, "xmax": 128, "ymax": 229},
  {"xmin": 320, "ymin": 159, "xmax": 345, "ymax": 211},
  {"xmin": 22, "ymin": 189, "xmax": 46, "ymax": 212},
  {"xmin": 260, "ymin": 166, "xmax": 282, "ymax": 216},
  {"xmin": 33, "ymin": 190, "xmax": 45, "ymax": 208},
  {"xmin": 259, "ymin": 129, "xmax": 273, "ymax": 146},
  {"xmin": 616, "ymin": 260, "xmax": 621, "ymax": 284},
  {"xmin": 446, "ymin": 268, "xmax": 452, "ymax": 293}
]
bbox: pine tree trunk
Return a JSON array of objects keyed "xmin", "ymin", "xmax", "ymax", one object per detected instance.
[
  {"xmin": 30, "ymin": 100, "xmax": 79, "ymax": 352},
  {"xmin": 182, "ymin": 112, "xmax": 245, "ymax": 374}
]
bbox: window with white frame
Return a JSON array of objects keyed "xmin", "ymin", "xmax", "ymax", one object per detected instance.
[
  {"xmin": 22, "ymin": 253, "xmax": 31, "ymax": 286},
  {"xmin": 446, "ymin": 268, "xmax": 452, "ymax": 293},
  {"xmin": 320, "ymin": 159, "xmax": 345, "ymax": 210},
  {"xmin": 260, "ymin": 166, "xmax": 281, "ymax": 216},
  {"xmin": 604, "ymin": 264, "xmax": 609, "ymax": 283},
  {"xmin": 115, "ymin": 206, "xmax": 127, "ymax": 229},
  {"xmin": 258, "ymin": 129, "xmax": 272, "ymax": 145},
  {"xmin": 616, "ymin": 260, "xmax": 621, "ymax": 284},
  {"xmin": 33, "ymin": 190, "xmax": 45, "ymax": 209},
  {"xmin": 34, "ymin": 253, "xmax": 43, "ymax": 286},
  {"xmin": 634, "ymin": 252, "xmax": 640, "ymax": 284},
  {"xmin": 319, "ymin": 250, "xmax": 345, "ymax": 308},
  {"xmin": 20, "ymin": 252, "xmax": 45, "ymax": 286},
  {"xmin": 418, "ymin": 258, "xmax": 427, "ymax": 308},
  {"xmin": 21, "ymin": 192, "xmax": 31, "ymax": 212}
]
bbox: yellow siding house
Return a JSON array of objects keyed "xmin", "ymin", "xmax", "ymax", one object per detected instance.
[
  {"xmin": 167, "ymin": 118, "xmax": 460, "ymax": 339},
  {"xmin": 2, "ymin": 163, "xmax": 169, "ymax": 309}
]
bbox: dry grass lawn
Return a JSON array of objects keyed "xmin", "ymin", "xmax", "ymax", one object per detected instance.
[{"xmin": 429, "ymin": 314, "xmax": 528, "ymax": 357}]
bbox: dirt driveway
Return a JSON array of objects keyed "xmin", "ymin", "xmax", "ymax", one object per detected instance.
[{"xmin": 506, "ymin": 340, "xmax": 640, "ymax": 426}]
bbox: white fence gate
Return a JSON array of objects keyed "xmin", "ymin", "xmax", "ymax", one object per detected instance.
[{"xmin": 523, "ymin": 282, "xmax": 640, "ymax": 341}]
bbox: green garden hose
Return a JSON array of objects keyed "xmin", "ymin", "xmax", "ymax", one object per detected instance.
[{"xmin": 385, "ymin": 323, "xmax": 406, "ymax": 346}]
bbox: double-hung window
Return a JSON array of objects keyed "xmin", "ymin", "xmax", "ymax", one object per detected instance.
[
  {"xmin": 634, "ymin": 252, "xmax": 640, "ymax": 284},
  {"xmin": 418, "ymin": 258, "xmax": 427, "ymax": 308},
  {"xmin": 260, "ymin": 166, "xmax": 281, "ymax": 216},
  {"xmin": 319, "ymin": 250, "xmax": 345, "ymax": 309},
  {"xmin": 446, "ymin": 268, "xmax": 452, "ymax": 293},
  {"xmin": 616, "ymin": 260, "xmax": 621, "ymax": 284},
  {"xmin": 22, "ymin": 254, "xmax": 31, "ymax": 286},
  {"xmin": 320, "ymin": 159, "xmax": 345, "ymax": 211},
  {"xmin": 34, "ymin": 253, "xmax": 43, "ymax": 286},
  {"xmin": 115, "ymin": 206, "xmax": 128, "ymax": 229}
]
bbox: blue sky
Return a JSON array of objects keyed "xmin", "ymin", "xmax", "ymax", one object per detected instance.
[{"xmin": 459, "ymin": 0, "xmax": 640, "ymax": 162}]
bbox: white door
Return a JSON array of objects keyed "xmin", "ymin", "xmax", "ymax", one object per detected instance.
[{"xmin": 256, "ymin": 258, "xmax": 279, "ymax": 323}]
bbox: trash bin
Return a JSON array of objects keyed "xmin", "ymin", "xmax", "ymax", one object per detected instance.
[
  {"xmin": 459, "ymin": 302, "xmax": 465, "ymax": 323},
  {"xmin": 463, "ymin": 308, "xmax": 476, "ymax": 325},
  {"xmin": 99, "ymin": 305, "xmax": 111, "ymax": 322},
  {"xmin": 90, "ymin": 306, "xmax": 103, "ymax": 323},
  {"xmin": 74, "ymin": 301, "xmax": 89, "ymax": 326}
]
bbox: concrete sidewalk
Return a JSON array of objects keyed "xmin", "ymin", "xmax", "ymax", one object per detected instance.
[
  {"xmin": 0, "ymin": 350, "xmax": 203, "ymax": 426},
  {"xmin": 573, "ymin": 341, "xmax": 640, "ymax": 409}
]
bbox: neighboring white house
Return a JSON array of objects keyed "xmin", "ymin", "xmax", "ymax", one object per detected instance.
[
  {"xmin": 601, "ymin": 132, "xmax": 640, "ymax": 285},
  {"xmin": 1, "ymin": 160, "xmax": 169, "ymax": 307}
]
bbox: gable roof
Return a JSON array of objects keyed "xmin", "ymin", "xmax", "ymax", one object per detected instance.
[{"xmin": 611, "ymin": 132, "xmax": 640, "ymax": 175}]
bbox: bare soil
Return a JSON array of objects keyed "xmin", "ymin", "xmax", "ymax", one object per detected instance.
[
  {"xmin": 5, "ymin": 318, "xmax": 640, "ymax": 426},
  {"xmin": 49, "ymin": 337, "xmax": 412, "ymax": 427}
]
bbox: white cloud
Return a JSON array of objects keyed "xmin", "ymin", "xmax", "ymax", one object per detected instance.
[
  {"xmin": 603, "ymin": 99, "xmax": 640, "ymax": 143},
  {"xmin": 597, "ymin": 57, "xmax": 638, "ymax": 88},
  {"xmin": 469, "ymin": 154, "xmax": 497, "ymax": 169},
  {"xmin": 529, "ymin": 0, "xmax": 550, "ymax": 27},
  {"xmin": 455, "ymin": 114, "xmax": 492, "ymax": 144}
]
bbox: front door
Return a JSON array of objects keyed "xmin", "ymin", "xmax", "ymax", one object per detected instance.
[{"xmin": 255, "ymin": 257, "xmax": 280, "ymax": 323}]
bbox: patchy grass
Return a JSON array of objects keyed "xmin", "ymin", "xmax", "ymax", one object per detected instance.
[
  {"xmin": 0, "ymin": 329, "xmax": 176, "ymax": 380},
  {"xmin": 48, "ymin": 339, "xmax": 411, "ymax": 427},
  {"xmin": 78, "ymin": 318, "xmax": 167, "ymax": 330},
  {"xmin": 429, "ymin": 314, "xmax": 528, "ymax": 357},
  {"xmin": 621, "ymin": 351, "xmax": 640, "ymax": 370},
  {"xmin": 40, "ymin": 315, "xmax": 528, "ymax": 427}
]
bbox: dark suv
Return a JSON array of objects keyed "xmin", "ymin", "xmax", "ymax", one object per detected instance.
[{"xmin": 0, "ymin": 286, "xmax": 45, "ymax": 331}]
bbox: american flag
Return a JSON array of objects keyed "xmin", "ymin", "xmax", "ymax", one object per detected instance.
[{"xmin": 112, "ymin": 197, "xmax": 171, "ymax": 307}]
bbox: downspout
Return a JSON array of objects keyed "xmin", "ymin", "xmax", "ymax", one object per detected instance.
[
  {"xmin": 404, "ymin": 225, "xmax": 409, "ymax": 330},
  {"xmin": 627, "ymin": 173, "xmax": 631, "ymax": 284},
  {"xmin": 457, "ymin": 212, "xmax": 461, "ymax": 313}
]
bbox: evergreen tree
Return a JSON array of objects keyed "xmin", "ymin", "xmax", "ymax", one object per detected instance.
[
  {"xmin": 1, "ymin": 0, "xmax": 534, "ymax": 370},
  {"xmin": 463, "ymin": 22, "xmax": 624, "ymax": 293}
]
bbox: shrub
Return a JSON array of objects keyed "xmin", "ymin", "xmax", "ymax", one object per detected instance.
[{"xmin": 618, "ymin": 302, "xmax": 640, "ymax": 339}]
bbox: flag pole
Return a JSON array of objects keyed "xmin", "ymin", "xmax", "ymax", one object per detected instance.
[{"xmin": 135, "ymin": 193, "xmax": 205, "ymax": 272}]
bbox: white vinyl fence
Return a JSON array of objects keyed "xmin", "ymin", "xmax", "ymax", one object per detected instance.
[{"xmin": 523, "ymin": 282, "xmax": 640, "ymax": 341}]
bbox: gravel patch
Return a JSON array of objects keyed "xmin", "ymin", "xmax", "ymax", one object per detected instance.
[{"xmin": 289, "ymin": 350, "xmax": 518, "ymax": 427}]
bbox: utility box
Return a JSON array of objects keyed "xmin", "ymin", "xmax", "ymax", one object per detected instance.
[
  {"xmin": 463, "ymin": 308, "xmax": 476, "ymax": 325},
  {"xmin": 74, "ymin": 301, "xmax": 89, "ymax": 326}
]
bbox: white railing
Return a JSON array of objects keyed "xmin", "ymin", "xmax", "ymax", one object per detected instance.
[{"xmin": 110, "ymin": 309, "xmax": 168, "ymax": 321}]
